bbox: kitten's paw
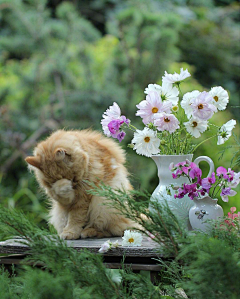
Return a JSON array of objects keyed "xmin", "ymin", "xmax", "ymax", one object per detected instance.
[
  {"xmin": 80, "ymin": 228, "xmax": 98, "ymax": 239},
  {"xmin": 60, "ymin": 230, "xmax": 81, "ymax": 240},
  {"xmin": 80, "ymin": 228, "xmax": 110, "ymax": 239},
  {"xmin": 52, "ymin": 179, "xmax": 75, "ymax": 202}
]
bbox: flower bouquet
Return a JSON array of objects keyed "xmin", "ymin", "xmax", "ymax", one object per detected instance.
[
  {"xmin": 169, "ymin": 160, "xmax": 240, "ymax": 230},
  {"xmin": 169, "ymin": 161, "xmax": 240, "ymax": 202},
  {"xmin": 101, "ymin": 68, "xmax": 237, "ymax": 157}
]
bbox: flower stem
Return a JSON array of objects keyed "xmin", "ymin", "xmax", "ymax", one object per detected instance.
[
  {"xmin": 192, "ymin": 134, "xmax": 218, "ymax": 153},
  {"xmin": 176, "ymin": 83, "xmax": 183, "ymax": 97},
  {"xmin": 124, "ymin": 123, "xmax": 137, "ymax": 132},
  {"xmin": 211, "ymin": 180, "xmax": 224, "ymax": 198}
]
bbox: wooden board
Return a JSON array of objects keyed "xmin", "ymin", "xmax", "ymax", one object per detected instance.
[{"xmin": 0, "ymin": 236, "xmax": 162, "ymax": 257}]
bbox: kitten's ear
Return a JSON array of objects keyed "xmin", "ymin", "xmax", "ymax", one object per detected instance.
[
  {"xmin": 25, "ymin": 156, "xmax": 41, "ymax": 169},
  {"xmin": 54, "ymin": 148, "xmax": 67, "ymax": 161}
]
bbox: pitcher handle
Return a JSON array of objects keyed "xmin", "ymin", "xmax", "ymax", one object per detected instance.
[{"xmin": 193, "ymin": 156, "xmax": 214, "ymax": 178}]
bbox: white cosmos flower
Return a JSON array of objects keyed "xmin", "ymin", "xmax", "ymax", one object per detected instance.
[
  {"xmin": 144, "ymin": 83, "xmax": 162, "ymax": 95},
  {"xmin": 122, "ymin": 230, "xmax": 142, "ymax": 247},
  {"xmin": 191, "ymin": 91, "xmax": 217, "ymax": 120},
  {"xmin": 131, "ymin": 127, "xmax": 160, "ymax": 157},
  {"xmin": 217, "ymin": 119, "xmax": 236, "ymax": 145},
  {"xmin": 162, "ymin": 68, "xmax": 191, "ymax": 85},
  {"xmin": 181, "ymin": 90, "xmax": 200, "ymax": 119},
  {"xmin": 101, "ymin": 102, "xmax": 121, "ymax": 137},
  {"xmin": 184, "ymin": 117, "xmax": 208, "ymax": 138},
  {"xmin": 159, "ymin": 82, "xmax": 179, "ymax": 106},
  {"xmin": 209, "ymin": 86, "xmax": 229, "ymax": 111}
]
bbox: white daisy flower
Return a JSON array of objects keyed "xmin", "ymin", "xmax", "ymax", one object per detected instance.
[
  {"xmin": 184, "ymin": 117, "xmax": 208, "ymax": 138},
  {"xmin": 122, "ymin": 230, "xmax": 142, "ymax": 247},
  {"xmin": 144, "ymin": 83, "xmax": 162, "ymax": 95},
  {"xmin": 159, "ymin": 82, "xmax": 179, "ymax": 106},
  {"xmin": 162, "ymin": 68, "xmax": 191, "ymax": 85},
  {"xmin": 181, "ymin": 90, "xmax": 201, "ymax": 119},
  {"xmin": 131, "ymin": 127, "xmax": 160, "ymax": 157},
  {"xmin": 209, "ymin": 86, "xmax": 229, "ymax": 111},
  {"xmin": 217, "ymin": 119, "xmax": 236, "ymax": 145}
]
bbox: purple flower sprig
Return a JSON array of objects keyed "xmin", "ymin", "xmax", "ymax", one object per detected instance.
[
  {"xmin": 108, "ymin": 117, "xmax": 130, "ymax": 142},
  {"xmin": 170, "ymin": 161, "xmax": 240, "ymax": 202},
  {"xmin": 101, "ymin": 102, "xmax": 135, "ymax": 143}
]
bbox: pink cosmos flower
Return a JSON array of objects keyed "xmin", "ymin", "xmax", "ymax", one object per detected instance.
[
  {"xmin": 191, "ymin": 91, "xmax": 217, "ymax": 120},
  {"xmin": 154, "ymin": 112, "xmax": 180, "ymax": 133},
  {"xmin": 136, "ymin": 91, "xmax": 172, "ymax": 125}
]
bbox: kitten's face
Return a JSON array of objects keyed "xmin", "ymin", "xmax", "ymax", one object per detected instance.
[
  {"xmin": 25, "ymin": 144, "xmax": 75, "ymax": 187},
  {"xmin": 25, "ymin": 133, "xmax": 89, "ymax": 189}
]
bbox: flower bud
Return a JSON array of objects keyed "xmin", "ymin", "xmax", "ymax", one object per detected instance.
[
  {"xmin": 160, "ymin": 140, "xmax": 167, "ymax": 145},
  {"xmin": 147, "ymin": 123, "xmax": 156, "ymax": 130},
  {"xmin": 127, "ymin": 143, "xmax": 135, "ymax": 149},
  {"xmin": 172, "ymin": 105, "xmax": 179, "ymax": 113}
]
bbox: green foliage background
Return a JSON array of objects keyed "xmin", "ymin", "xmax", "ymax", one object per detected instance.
[{"xmin": 0, "ymin": 0, "xmax": 239, "ymax": 225}]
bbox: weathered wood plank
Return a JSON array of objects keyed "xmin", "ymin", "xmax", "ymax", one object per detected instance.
[{"xmin": 0, "ymin": 236, "xmax": 162, "ymax": 257}]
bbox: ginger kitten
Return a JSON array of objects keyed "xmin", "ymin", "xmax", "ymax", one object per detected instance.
[{"xmin": 25, "ymin": 129, "xmax": 135, "ymax": 240}]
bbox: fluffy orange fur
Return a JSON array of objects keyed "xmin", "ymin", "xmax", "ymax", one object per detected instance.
[{"xmin": 25, "ymin": 129, "xmax": 136, "ymax": 239}]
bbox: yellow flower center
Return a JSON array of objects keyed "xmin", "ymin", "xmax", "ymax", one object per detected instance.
[
  {"xmin": 164, "ymin": 118, "xmax": 170, "ymax": 122},
  {"xmin": 144, "ymin": 137, "xmax": 150, "ymax": 142},
  {"xmin": 152, "ymin": 107, "xmax": 158, "ymax": 113},
  {"xmin": 172, "ymin": 105, "xmax": 178, "ymax": 112},
  {"xmin": 192, "ymin": 121, "xmax": 198, "ymax": 127},
  {"xmin": 198, "ymin": 104, "xmax": 204, "ymax": 110},
  {"xmin": 214, "ymin": 96, "xmax": 218, "ymax": 102},
  {"xmin": 128, "ymin": 238, "xmax": 134, "ymax": 243}
]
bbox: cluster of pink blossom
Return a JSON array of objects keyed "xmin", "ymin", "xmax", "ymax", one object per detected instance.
[
  {"xmin": 170, "ymin": 161, "xmax": 240, "ymax": 202},
  {"xmin": 223, "ymin": 207, "xmax": 240, "ymax": 228}
]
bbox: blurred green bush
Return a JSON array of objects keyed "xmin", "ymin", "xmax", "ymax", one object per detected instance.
[{"xmin": 0, "ymin": 0, "xmax": 239, "ymax": 225}]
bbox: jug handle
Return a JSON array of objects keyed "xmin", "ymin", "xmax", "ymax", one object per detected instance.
[{"xmin": 193, "ymin": 156, "xmax": 214, "ymax": 178}]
